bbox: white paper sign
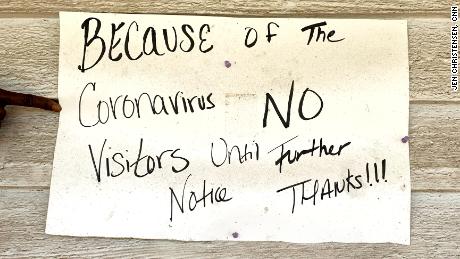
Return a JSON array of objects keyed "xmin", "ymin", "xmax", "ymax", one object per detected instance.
[{"xmin": 47, "ymin": 12, "xmax": 411, "ymax": 244}]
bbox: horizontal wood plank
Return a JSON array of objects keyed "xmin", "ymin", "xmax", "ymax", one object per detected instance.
[
  {"xmin": 0, "ymin": 189, "xmax": 458, "ymax": 258},
  {"xmin": 0, "ymin": 18, "xmax": 457, "ymax": 101},
  {"xmin": 0, "ymin": 103, "xmax": 458, "ymax": 190},
  {"xmin": 0, "ymin": 1, "xmax": 452, "ymax": 16}
]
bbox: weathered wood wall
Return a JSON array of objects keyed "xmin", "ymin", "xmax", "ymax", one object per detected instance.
[{"xmin": 0, "ymin": 1, "xmax": 458, "ymax": 258}]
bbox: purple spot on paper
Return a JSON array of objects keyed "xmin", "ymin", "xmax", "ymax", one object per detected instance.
[
  {"xmin": 224, "ymin": 60, "xmax": 231, "ymax": 68},
  {"xmin": 401, "ymin": 136, "xmax": 409, "ymax": 143},
  {"xmin": 232, "ymin": 232, "xmax": 239, "ymax": 238}
]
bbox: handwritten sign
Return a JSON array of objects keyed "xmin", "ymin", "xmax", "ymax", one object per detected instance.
[{"xmin": 47, "ymin": 12, "xmax": 411, "ymax": 244}]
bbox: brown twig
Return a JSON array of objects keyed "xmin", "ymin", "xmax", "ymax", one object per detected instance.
[{"xmin": 0, "ymin": 88, "xmax": 61, "ymax": 127}]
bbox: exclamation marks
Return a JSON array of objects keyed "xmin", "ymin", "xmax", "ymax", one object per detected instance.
[
  {"xmin": 382, "ymin": 159, "xmax": 387, "ymax": 182},
  {"xmin": 366, "ymin": 163, "xmax": 371, "ymax": 186},
  {"xmin": 374, "ymin": 163, "xmax": 379, "ymax": 183},
  {"xmin": 366, "ymin": 159, "xmax": 387, "ymax": 187}
]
